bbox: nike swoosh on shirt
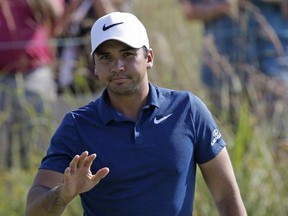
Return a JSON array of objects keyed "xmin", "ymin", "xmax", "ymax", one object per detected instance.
[
  {"xmin": 153, "ymin": 113, "xmax": 173, "ymax": 124},
  {"xmin": 102, "ymin": 22, "xmax": 124, "ymax": 31}
]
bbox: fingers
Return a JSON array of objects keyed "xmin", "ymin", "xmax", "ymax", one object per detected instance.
[
  {"xmin": 69, "ymin": 151, "xmax": 95, "ymax": 171},
  {"xmin": 83, "ymin": 153, "xmax": 97, "ymax": 168},
  {"xmin": 68, "ymin": 151, "xmax": 109, "ymax": 180},
  {"xmin": 97, "ymin": 167, "xmax": 110, "ymax": 179},
  {"xmin": 92, "ymin": 167, "xmax": 110, "ymax": 183},
  {"xmin": 63, "ymin": 166, "xmax": 71, "ymax": 182},
  {"xmin": 64, "ymin": 152, "xmax": 109, "ymax": 196},
  {"xmin": 78, "ymin": 151, "xmax": 96, "ymax": 168},
  {"xmin": 77, "ymin": 151, "xmax": 89, "ymax": 168},
  {"xmin": 74, "ymin": 152, "xmax": 109, "ymax": 182}
]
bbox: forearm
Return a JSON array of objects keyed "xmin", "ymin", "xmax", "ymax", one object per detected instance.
[
  {"xmin": 93, "ymin": 0, "xmax": 117, "ymax": 19},
  {"xmin": 216, "ymin": 190, "xmax": 247, "ymax": 216},
  {"xmin": 180, "ymin": 0, "xmax": 233, "ymax": 21},
  {"xmin": 25, "ymin": 185, "xmax": 72, "ymax": 216},
  {"xmin": 199, "ymin": 149, "xmax": 247, "ymax": 216}
]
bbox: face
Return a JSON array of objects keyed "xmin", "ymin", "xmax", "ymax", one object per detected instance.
[{"xmin": 93, "ymin": 40, "xmax": 153, "ymax": 96}]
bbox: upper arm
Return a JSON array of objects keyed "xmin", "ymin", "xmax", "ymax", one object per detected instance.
[
  {"xmin": 199, "ymin": 147, "xmax": 239, "ymax": 201},
  {"xmin": 26, "ymin": 169, "xmax": 64, "ymax": 204},
  {"xmin": 198, "ymin": 147, "xmax": 246, "ymax": 215}
]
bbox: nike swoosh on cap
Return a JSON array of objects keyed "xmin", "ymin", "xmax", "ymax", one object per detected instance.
[{"xmin": 102, "ymin": 22, "xmax": 124, "ymax": 31}]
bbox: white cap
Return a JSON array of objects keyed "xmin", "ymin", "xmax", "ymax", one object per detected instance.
[{"xmin": 90, "ymin": 12, "xmax": 149, "ymax": 55}]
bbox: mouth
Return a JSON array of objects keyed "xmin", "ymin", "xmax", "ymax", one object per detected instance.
[{"xmin": 110, "ymin": 76, "xmax": 129, "ymax": 84}]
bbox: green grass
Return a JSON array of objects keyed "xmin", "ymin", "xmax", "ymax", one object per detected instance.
[{"xmin": 1, "ymin": 0, "xmax": 288, "ymax": 215}]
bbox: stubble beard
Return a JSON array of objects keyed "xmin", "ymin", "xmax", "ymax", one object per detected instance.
[{"xmin": 108, "ymin": 82, "xmax": 140, "ymax": 96}]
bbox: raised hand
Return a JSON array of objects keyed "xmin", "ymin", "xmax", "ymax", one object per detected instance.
[{"xmin": 60, "ymin": 151, "xmax": 109, "ymax": 202}]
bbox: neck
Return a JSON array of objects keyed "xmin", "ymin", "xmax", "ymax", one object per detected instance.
[{"xmin": 108, "ymin": 84, "xmax": 149, "ymax": 122}]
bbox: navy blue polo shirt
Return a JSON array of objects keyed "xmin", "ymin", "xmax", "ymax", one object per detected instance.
[{"xmin": 40, "ymin": 83, "xmax": 225, "ymax": 216}]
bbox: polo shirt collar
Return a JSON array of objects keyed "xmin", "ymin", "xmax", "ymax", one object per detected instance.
[{"xmin": 98, "ymin": 82, "xmax": 159, "ymax": 124}]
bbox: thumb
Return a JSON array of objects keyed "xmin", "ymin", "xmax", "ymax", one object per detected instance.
[{"xmin": 93, "ymin": 167, "xmax": 110, "ymax": 183}]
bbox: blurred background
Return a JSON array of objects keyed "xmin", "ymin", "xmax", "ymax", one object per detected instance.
[{"xmin": 0, "ymin": 0, "xmax": 287, "ymax": 215}]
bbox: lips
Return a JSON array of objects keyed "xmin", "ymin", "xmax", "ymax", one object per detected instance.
[{"xmin": 110, "ymin": 76, "xmax": 129, "ymax": 84}]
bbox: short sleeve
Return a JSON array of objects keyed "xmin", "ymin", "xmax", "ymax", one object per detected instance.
[
  {"xmin": 190, "ymin": 94, "xmax": 226, "ymax": 164},
  {"xmin": 39, "ymin": 113, "xmax": 85, "ymax": 173}
]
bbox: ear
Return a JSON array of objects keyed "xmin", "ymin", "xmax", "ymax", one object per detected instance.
[
  {"xmin": 92, "ymin": 54, "xmax": 98, "ymax": 75},
  {"xmin": 146, "ymin": 48, "xmax": 154, "ymax": 69}
]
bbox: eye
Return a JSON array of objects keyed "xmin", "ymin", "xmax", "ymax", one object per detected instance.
[
  {"xmin": 98, "ymin": 54, "xmax": 111, "ymax": 63},
  {"xmin": 122, "ymin": 51, "xmax": 136, "ymax": 58}
]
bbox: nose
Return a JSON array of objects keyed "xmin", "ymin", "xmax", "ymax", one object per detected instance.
[{"xmin": 111, "ymin": 58, "xmax": 125, "ymax": 73}]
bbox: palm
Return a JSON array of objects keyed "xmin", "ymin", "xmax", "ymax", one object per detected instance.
[{"xmin": 62, "ymin": 151, "xmax": 109, "ymax": 200}]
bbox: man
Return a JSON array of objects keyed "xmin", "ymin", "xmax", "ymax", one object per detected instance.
[{"xmin": 25, "ymin": 12, "xmax": 247, "ymax": 216}]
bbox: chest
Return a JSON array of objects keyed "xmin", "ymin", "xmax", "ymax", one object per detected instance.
[{"xmin": 77, "ymin": 113, "xmax": 195, "ymax": 182}]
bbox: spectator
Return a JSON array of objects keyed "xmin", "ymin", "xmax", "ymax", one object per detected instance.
[
  {"xmin": 56, "ymin": 0, "xmax": 133, "ymax": 94},
  {"xmin": 25, "ymin": 12, "xmax": 247, "ymax": 216},
  {"xmin": 179, "ymin": 0, "xmax": 288, "ymax": 144},
  {"xmin": 0, "ymin": 0, "xmax": 64, "ymax": 169},
  {"xmin": 178, "ymin": 0, "xmax": 252, "ymax": 118}
]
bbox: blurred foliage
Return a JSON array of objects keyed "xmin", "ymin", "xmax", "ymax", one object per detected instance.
[{"xmin": 1, "ymin": 0, "xmax": 288, "ymax": 215}]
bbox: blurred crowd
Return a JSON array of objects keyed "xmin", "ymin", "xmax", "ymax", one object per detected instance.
[
  {"xmin": 0, "ymin": 0, "xmax": 132, "ymax": 169},
  {"xmin": 179, "ymin": 0, "xmax": 288, "ymax": 151},
  {"xmin": 56, "ymin": 0, "xmax": 133, "ymax": 94},
  {"xmin": 0, "ymin": 0, "xmax": 287, "ymax": 170}
]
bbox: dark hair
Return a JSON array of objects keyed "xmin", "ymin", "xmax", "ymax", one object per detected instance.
[{"xmin": 143, "ymin": 46, "xmax": 149, "ymax": 58}]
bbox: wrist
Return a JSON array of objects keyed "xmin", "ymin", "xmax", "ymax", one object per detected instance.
[{"xmin": 53, "ymin": 184, "xmax": 75, "ymax": 205}]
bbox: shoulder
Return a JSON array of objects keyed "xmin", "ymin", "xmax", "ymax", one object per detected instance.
[
  {"xmin": 67, "ymin": 99, "xmax": 100, "ymax": 119},
  {"xmin": 154, "ymin": 84, "xmax": 196, "ymax": 100},
  {"xmin": 151, "ymin": 84, "xmax": 211, "ymax": 121},
  {"xmin": 154, "ymin": 85, "xmax": 206, "ymax": 108},
  {"xmin": 50, "ymin": 99, "xmax": 101, "ymax": 152},
  {"xmin": 56, "ymin": 97, "xmax": 101, "ymax": 127}
]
